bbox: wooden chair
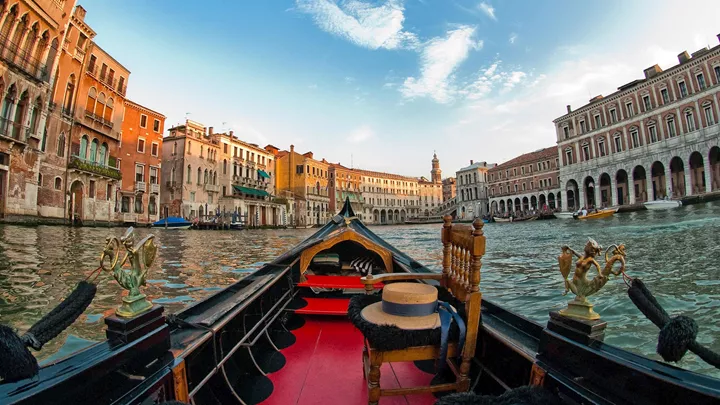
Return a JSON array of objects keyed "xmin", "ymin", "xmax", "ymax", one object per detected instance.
[{"xmin": 359, "ymin": 215, "xmax": 485, "ymax": 404}]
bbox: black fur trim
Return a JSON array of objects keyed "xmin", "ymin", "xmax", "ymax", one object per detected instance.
[
  {"xmin": 435, "ymin": 386, "xmax": 561, "ymax": 405},
  {"xmin": 658, "ymin": 315, "xmax": 698, "ymax": 362},
  {"xmin": 0, "ymin": 324, "xmax": 38, "ymax": 383},
  {"xmin": 347, "ymin": 290, "xmax": 459, "ymax": 351}
]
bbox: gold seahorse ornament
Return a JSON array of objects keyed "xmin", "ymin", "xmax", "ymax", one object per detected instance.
[
  {"xmin": 100, "ymin": 227, "xmax": 157, "ymax": 318},
  {"xmin": 557, "ymin": 238, "xmax": 627, "ymax": 320}
]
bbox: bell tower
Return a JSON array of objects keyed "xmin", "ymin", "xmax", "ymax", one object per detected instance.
[{"xmin": 431, "ymin": 152, "xmax": 441, "ymax": 183}]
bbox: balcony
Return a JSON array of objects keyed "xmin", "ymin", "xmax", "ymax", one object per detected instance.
[
  {"xmin": 0, "ymin": 33, "xmax": 50, "ymax": 82},
  {"xmin": 68, "ymin": 155, "xmax": 122, "ymax": 180},
  {"xmin": 0, "ymin": 117, "xmax": 29, "ymax": 144},
  {"xmin": 74, "ymin": 46, "xmax": 85, "ymax": 62},
  {"xmin": 150, "ymin": 183, "xmax": 160, "ymax": 194},
  {"xmin": 122, "ymin": 213, "xmax": 136, "ymax": 223},
  {"xmin": 86, "ymin": 65, "xmax": 126, "ymax": 95},
  {"xmin": 135, "ymin": 181, "xmax": 147, "ymax": 193},
  {"xmin": 204, "ymin": 184, "xmax": 220, "ymax": 193},
  {"xmin": 84, "ymin": 109, "xmax": 114, "ymax": 128}
]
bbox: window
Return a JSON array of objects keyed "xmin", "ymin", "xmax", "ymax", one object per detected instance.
[
  {"xmin": 660, "ymin": 88, "xmax": 669, "ymax": 104},
  {"xmin": 77, "ymin": 33, "xmax": 87, "ymax": 49},
  {"xmin": 598, "ymin": 139, "xmax": 606, "ymax": 156},
  {"xmin": 88, "ymin": 54, "xmax": 96, "ymax": 72},
  {"xmin": 514, "ymin": 184, "xmax": 518, "ymax": 192},
  {"xmin": 642, "ymin": 95, "xmax": 651, "ymax": 111},
  {"xmin": 582, "ymin": 144, "xmax": 590, "ymax": 161},
  {"xmin": 190, "ymin": 192, "xmax": 195, "ymax": 202},
  {"xmin": 563, "ymin": 126, "xmax": 569, "ymax": 139},
  {"xmin": 522, "ymin": 183, "xmax": 526, "ymax": 191},
  {"xmin": 121, "ymin": 196, "xmax": 130, "ymax": 213},
  {"xmin": 134, "ymin": 197, "xmax": 143, "ymax": 214},
  {"xmin": 594, "ymin": 114, "xmax": 601, "ymax": 129},
  {"xmin": 579, "ymin": 120, "xmax": 586, "ymax": 134},
  {"xmin": 679, "ymin": 81, "xmax": 688, "ymax": 97},
  {"xmin": 140, "ymin": 114, "xmax": 148, "ymax": 128},
  {"xmin": 37, "ymin": 173, "xmax": 42, "ymax": 187},
  {"xmin": 715, "ymin": 66, "xmax": 720, "ymax": 84},
  {"xmin": 150, "ymin": 167, "xmax": 158, "ymax": 184},
  {"xmin": 57, "ymin": 132, "xmax": 65, "ymax": 157},
  {"xmin": 186, "ymin": 165, "xmax": 191, "ymax": 183},
  {"xmin": 223, "ymin": 144, "xmax": 228, "ymax": 153},
  {"xmin": 197, "ymin": 168, "xmax": 202, "ymax": 184},
  {"xmin": 89, "ymin": 180, "xmax": 95, "ymax": 198},
  {"xmin": 54, "ymin": 177, "xmax": 62, "ymax": 190},
  {"xmin": 625, "ymin": 102, "xmax": 634, "ymax": 117},
  {"xmin": 172, "ymin": 142, "xmax": 177, "ymax": 155},
  {"xmin": 630, "ymin": 129, "xmax": 640, "ymax": 148},
  {"xmin": 609, "ymin": 108, "xmax": 617, "ymax": 123},
  {"xmin": 118, "ymin": 76, "xmax": 125, "ymax": 92},
  {"xmin": 704, "ymin": 105, "xmax": 714, "ymax": 125},
  {"xmin": 137, "ymin": 138, "xmax": 145, "ymax": 153},
  {"xmin": 614, "ymin": 135, "xmax": 622, "ymax": 152},
  {"xmin": 565, "ymin": 149, "xmax": 572, "ymax": 164},
  {"xmin": 100, "ymin": 63, "xmax": 107, "ymax": 80},
  {"xmin": 648, "ymin": 126, "xmax": 658, "ymax": 143},
  {"xmin": 107, "ymin": 184, "xmax": 113, "ymax": 201},
  {"xmin": 667, "ymin": 118, "xmax": 676, "ymax": 137},
  {"xmin": 150, "ymin": 142, "xmax": 159, "ymax": 157},
  {"xmin": 153, "ymin": 119, "xmax": 160, "ymax": 132},
  {"xmin": 149, "ymin": 196, "xmax": 157, "ymax": 215},
  {"xmin": 685, "ymin": 111, "xmax": 695, "ymax": 131},
  {"xmin": 521, "ymin": 167, "xmax": 525, "ymax": 175},
  {"xmin": 108, "ymin": 69, "xmax": 115, "ymax": 85},
  {"xmin": 697, "ymin": 73, "xmax": 706, "ymax": 90},
  {"xmin": 135, "ymin": 165, "xmax": 144, "ymax": 182}
]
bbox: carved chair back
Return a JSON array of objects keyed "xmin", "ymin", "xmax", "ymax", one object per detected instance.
[{"xmin": 441, "ymin": 215, "xmax": 485, "ymax": 303}]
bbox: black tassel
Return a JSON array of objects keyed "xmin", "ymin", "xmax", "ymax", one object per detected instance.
[{"xmin": 0, "ymin": 324, "xmax": 38, "ymax": 383}]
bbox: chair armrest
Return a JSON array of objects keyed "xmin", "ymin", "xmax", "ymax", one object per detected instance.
[{"xmin": 360, "ymin": 273, "xmax": 442, "ymax": 293}]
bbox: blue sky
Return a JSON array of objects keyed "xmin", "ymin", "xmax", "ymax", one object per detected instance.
[{"xmin": 80, "ymin": 0, "xmax": 720, "ymax": 177}]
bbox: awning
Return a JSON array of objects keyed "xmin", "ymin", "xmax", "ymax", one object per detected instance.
[
  {"xmin": 257, "ymin": 170, "xmax": 270, "ymax": 179},
  {"xmin": 233, "ymin": 185, "xmax": 270, "ymax": 197}
]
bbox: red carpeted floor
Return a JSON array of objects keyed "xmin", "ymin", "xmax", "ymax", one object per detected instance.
[{"xmin": 262, "ymin": 316, "xmax": 437, "ymax": 405}]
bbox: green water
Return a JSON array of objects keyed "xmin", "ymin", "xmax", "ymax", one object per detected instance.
[{"xmin": 0, "ymin": 202, "xmax": 718, "ymax": 377}]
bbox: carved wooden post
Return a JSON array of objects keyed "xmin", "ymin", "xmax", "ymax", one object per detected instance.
[
  {"xmin": 367, "ymin": 350, "xmax": 382, "ymax": 405},
  {"xmin": 441, "ymin": 215, "xmax": 452, "ymax": 288},
  {"xmin": 470, "ymin": 219, "xmax": 484, "ymax": 293}
]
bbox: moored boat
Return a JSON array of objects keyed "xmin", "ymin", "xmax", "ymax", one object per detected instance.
[
  {"xmin": 1, "ymin": 198, "xmax": 718, "ymax": 405},
  {"xmin": 644, "ymin": 199, "xmax": 682, "ymax": 210},
  {"xmin": 575, "ymin": 207, "xmax": 617, "ymax": 220},
  {"xmin": 152, "ymin": 216, "xmax": 192, "ymax": 229},
  {"xmin": 493, "ymin": 216, "xmax": 512, "ymax": 222}
]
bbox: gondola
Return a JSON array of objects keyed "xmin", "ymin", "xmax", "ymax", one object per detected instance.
[{"xmin": 1, "ymin": 198, "xmax": 719, "ymax": 405}]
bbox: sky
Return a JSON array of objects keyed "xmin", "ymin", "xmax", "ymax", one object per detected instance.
[{"xmin": 79, "ymin": 0, "xmax": 720, "ymax": 178}]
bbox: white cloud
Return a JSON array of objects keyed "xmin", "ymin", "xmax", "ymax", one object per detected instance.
[
  {"xmin": 401, "ymin": 26, "xmax": 482, "ymax": 103},
  {"xmin": 231, "ymin": 120, "xmax": 270, "ymax": 146},
  {"xmin": 509, "ymin": 32, "xmax": 517, "ymax": 44},
  {"xmin": 296, "ymin": 0, "xmax": 418, "ymax": 50},
  {"xmin": 502, "ymin": 71, "xmax": 527, "ymax": 90},
  {"xmin": 478, "ymin": 2, "xmax": 496, "ymax": 20},
  {"xmin": 345, "ymin": 76, "xmax": 355, "ymax": 83},
  {"xmin": 308, "ymin": 83, "xmax": 318, "ymax": 89},
  {"xmin": 347, "ymin": 125, "xmax": 374, "ymax": 143}
]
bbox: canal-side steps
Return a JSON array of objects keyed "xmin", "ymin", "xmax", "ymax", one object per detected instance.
[{"xmin": 288, "ymin": 275, "xmax": 384, "ymax": 316}]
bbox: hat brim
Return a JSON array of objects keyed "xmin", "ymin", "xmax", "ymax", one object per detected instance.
[{"xmin": 360, "ymin": 302, "xmax": 441, "ymax": 330}]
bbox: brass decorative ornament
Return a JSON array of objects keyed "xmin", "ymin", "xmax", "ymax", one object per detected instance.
[
  {"xmin": 557, "ymin": 239, "xmax": 627, "ymax": 320},
  {"xmin": 100, "ymin": 227, "xmax": 157, "ymax": 318}
]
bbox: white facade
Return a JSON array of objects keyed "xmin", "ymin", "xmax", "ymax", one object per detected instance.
[{"xmin": 455, "ymin": 161, "xmax": 494, "ymax": 219}]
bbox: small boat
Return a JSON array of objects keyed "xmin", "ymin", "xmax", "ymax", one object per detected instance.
[
  {"xmin": 229, "ymin": 221, "xmax": 245, "ymax": 230},
  {"xmin": 644, "ymin": 199, "xmax": 682, "ymax": 210},
  {"xmin": 2, "ymin": 197, "xmax": 719, "ymax": 404},
  {"xmin": 575, "ymin": 208, "xmax": 617, "ymax": 220},
  {"xmin": 151, "ymin": 216, "xmax": 192, "ymax": 229},
  {"xmin": 554, "ymin": 211, "xmax": 575, "ymax": 219},
  {"xmin": 493, "ymin": 216, "xmax": 512, "ymax": 222},
  {"xmin": 512, "ymin": 215, "xmax": 538, "ymax": 222}
]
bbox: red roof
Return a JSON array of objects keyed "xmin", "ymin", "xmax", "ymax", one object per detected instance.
[{"xmin": 489, "ymin": 146, "xmax": 557, "ymax": 172}]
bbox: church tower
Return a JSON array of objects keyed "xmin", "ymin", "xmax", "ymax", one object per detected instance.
[{"xmin": 431, "ymin": 152, "xmax": 441, "ymax": 183}]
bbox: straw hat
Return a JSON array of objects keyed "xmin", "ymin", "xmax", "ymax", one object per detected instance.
[{"xmin": 360, "ymin": 283, "xmax": 442, "ymax": 330}]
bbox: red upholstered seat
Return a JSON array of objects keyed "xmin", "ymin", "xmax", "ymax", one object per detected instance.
[
  {"xmin": 297, "ymin": 275, "xmax": 384, "ymax": 290},
  {"xmin": 294, "ymin": 298, "xmax": 351, "ymax": 316}
]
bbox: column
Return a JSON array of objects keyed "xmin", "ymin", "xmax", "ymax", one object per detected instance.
[
  {"xmin": 664, "ymin": 165, "xmax": 673, "ymax": 198},
  {"xmin": 578, "ymin": 185, "xmax": 585, "ymax": 209},
  {"xmin": 646, "ymin": 167, "xmax": 654, "ymax": 201},
  {"xmin": 594, "ymin": 183, "xmax": 601, "ymax": 209},
  {"xmin": 684, "ymin": 169, "xmax": 692, "ymax": 196},
  {"xmin": 610, "ymin": 176, "xmax": 618, "ymax": 206},
  {"xmin": 628, "ymin": 176, "xmax": 636, "ymax": 205},
  {"xmin": 705, "ymin": 158, "xmax": 713, "ymax": 193}
]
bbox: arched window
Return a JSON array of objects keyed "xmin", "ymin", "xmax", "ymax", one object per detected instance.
[
  {"xmin": 0, "ymin": 7, "xmax": 18, "ymax": 44},
  {"xmin": 33, "ymin": 31, "xmax": 49, "ymax": 67},
  {"xmin": 79, "ymin": 135, "xmax": 89, "ymax": 158},
  {"xmin": 54, "ymin": 177, "xmax": 62, "ymax": 190},
  {"xmin": 22, "ymin": 23, "xmax": 38, "ymax": 64},
  {"xmin": 148, "ymin": 196, "xmax": 157, "ymax": 215},
  {"xmin": 10, "ymin": 14, "xmax": 28, "ymax": 54},
  {"xmin": 1, "ymin": 84, "xmax": 15, "ymax": 120},
  {"xmin": 29, "ymin": 97, "xmax": 41, "ymax": 134},
  {"xmin": 204, "ymin": 169, "xmax": 208, "ymax": 184},
  {"xmin": 213, "ymin": 171, "xmax": 217, "ymax": 185},
  {"xmin": 99, "ymin": 142, "xmax": 108, "ymax": 165},
  {"xmin": 223, "ymin": 159, "xmax": 227, "ymax": 174},
  {"xmin": 95, "ymin": 92, "xmax": 105, "ymax": 118},
  {"xmin": 89, "ymin": 138, "xmax": 98, "ymax": 162},
  {"xmin": 86, "ymin": 87, "xmax": 96, "ymax": 114},
  {"xmin": 104, "ymin": 97, "xmax": 113, "ymax": 121},
  {"xmin": 44, "ymin": 38, "xmax": 58, "ymax": 80},
  {"xmin": 187, "ymin": 165, "xmax": 191, "ymax": 184},
  {"xmin": 197, "ymin": 167, "xmax": 201, "ymax": 184},
  {"xmin": 170, "ymin": 167, "xmax": 175, "ymax": 183},
  {"xmin": 57, "ymin": 132, "xmax": 65, "ymax": 157}
]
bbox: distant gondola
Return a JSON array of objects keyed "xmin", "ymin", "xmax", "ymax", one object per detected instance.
[{"xmin": 152, "ymin": 216, "xmax": 192, "ymax": 229}]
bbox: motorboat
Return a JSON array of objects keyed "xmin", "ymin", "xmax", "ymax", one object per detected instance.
[
  {"xmin": 644, "ymin": 199, "xmax": 682, "ymax": 210},
  {"xmin": 151, "ymin": 216, "xmax": 192, "ymax": 229},
  {"xmin": 575, "ymin": 208, "xmax": 618, "ymax": 220},
  {"xmin": 1, "ymin": 198, "xmax": 718, "ymax": 404}
]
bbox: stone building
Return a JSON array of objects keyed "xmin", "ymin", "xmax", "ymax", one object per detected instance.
[
  {"xmin": 0, "ymin": 0, "xmax": 75, "ymax": 221},
  {"xmin": 553, "ymin": 36, "xmax": 720, "ymax": 211},
  {"xmin": 328, "ymin": 162, "xmax": 362, "ymax": 214},
  {"xmin": 456, "ymin": 160, "xmax": 494, "ymax": 219},
  {"xmin": 119, "ymin": 99, "xmax": 164, "ymax": 225},
  {"xmin": 442, "ymin": 177, "xmax": 456, "ymax": 202},
  {"xmin": 274, "ymin": 145, "xmax": 330, "ymax": 227},
  {"xmin": 487, "ymin": 148, "xmax": 560, "ymax": 215},
  {"xmin": 357, "ymin": 169, "xmax": 419, "ymax": 224},
  {"xmin": 417, "ymin": 153, "xmax": 443, "ymax": 216}
]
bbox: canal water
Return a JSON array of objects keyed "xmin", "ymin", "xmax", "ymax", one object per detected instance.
[{"xmin": 1, "ymin": 202, "xmax": 719, "ymax": 378}]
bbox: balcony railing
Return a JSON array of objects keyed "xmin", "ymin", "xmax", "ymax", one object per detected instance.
[
  {"xmin": 68, "ymin": 155, "xmax": 122, "ymax": 180},
  {"xmin": 150, "ymin": 183, "xmax": 160, "ymax": 194},
  {"xmin": 74, "ymin": 46, "xmax": 85, "ymax": 62},
  {"xmin": 0, "ymin": 117, "xmax": 29, "ymax": 143},
  {"xmin": 84, "ymin": 109, "xmax": 114, "ymax": 128},
  {"xmin": 204, "ymin": 184, "xmax": 220, "ymax": 193},
  {"xmin": 0, "ymin": 33, "xmax": 50, "ymax": 82},
  {"xmin": 123, "ymin": 213, "xmax": 136, "ymax": 223},
  {"xmin": 85, "ymin": 65, "xmax": 127, "ymax": 96},
  {"xmin": 135, "ymin": 181, "xmax": 147, "ymax": 193}
]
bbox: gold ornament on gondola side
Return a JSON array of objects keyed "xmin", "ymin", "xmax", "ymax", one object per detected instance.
[
  {"xmin": 557, "ymin": 239, "xmax": 627, "ymax": 320},
  {"xmin": 100, "ymin": 227, "xmax": 157, "ymax": 318}
]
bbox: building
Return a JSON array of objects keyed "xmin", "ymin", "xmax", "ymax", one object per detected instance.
[
  {"xmin": 119, "ymin": 100, "xmax": 164, "ymax": 225},
  {"xmin": 487, "ymin": 148, "xmax": 560, "ymax": 215},
  {"xmin": 456, "ymin": 160, "xmax": 494, "ymax": 219},
  {"xmin": 1, "ymin": 0, "xmax": 76, "ymax": 221},
  {"xmin": 358, "ymin": 169, "xmax": 419, "ymax": 224},
  {"xmin": 417, "ymin": 153, "xmax": 443, "ymax": 216},
  {"xmin": 442, "ymin": 177, "xmax": 456, "ymax": 202},
  {"xmin": 160, "ymin": 120, "xmax": 219, "ymax": 219},
  {"xmin": 553, "ymin": 36, "xmax": 720, "ymax": 211},
  {"xmin": 328, "ymin": 162, "xmax": 362, "ymax": 214},
  {"xmin": 274, "ymin": 145, "xmax": 330, "ymax": 226}
]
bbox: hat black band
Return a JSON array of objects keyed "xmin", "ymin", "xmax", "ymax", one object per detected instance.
[{"xmin": 382, "ymin": 300, "xmax": 438, "ymax": 317}]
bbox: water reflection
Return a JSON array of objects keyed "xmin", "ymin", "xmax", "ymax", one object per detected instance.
[{"xmin": 0, "ymin": 202, "xmax": 718, "ymax": 378}]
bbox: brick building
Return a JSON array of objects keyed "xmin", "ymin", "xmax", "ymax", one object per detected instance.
[
  {"xmin": 0, "ymin": 0, "xmax": 75, "ymax": 221},
  {"xmin": 442, "ymin": 177, "xmax": 456, "ymax": 202},
  {"xmin": 554, "ymin": 35, "xmax": 720, "ymax": 211},
  {"xmin": 119, "ymin": 100, "xmax": 164, "ymax": 225},
  {"xmin": 487, "ymin": 147, "xmax": 560, "ymax": 215}
]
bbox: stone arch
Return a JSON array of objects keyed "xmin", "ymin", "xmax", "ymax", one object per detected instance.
[
  {"xmin": 651, "ymin": 161, "xmax": 667, "ymax": 200},
  {"xmin": 565, "ymin": 179, "xmax": 578, "ymax": 210},
  {"xmin": 491, "ymin": 200, "xmax": 498, "ymax": 214},
  {"xmin": 530, "ymin": 195, "xmax": 537, "ymax": 210},
  {"xmin": 710, "ymin": 147, "xmax": 720, "ymax": 191},
  {"xmin": 514, "ymin": 197, "xmax": 521, "ymax": 212},
  {"xmin": 669, "ymin": 156, "xmax": 685, "ymax": 197},
  {"xmin": 373, "ymin": 209, "xmax": 379, "ymax": 223},
  {"xmin": 599, "ymin": 173, "xmax": 612, "ymax": 207},
  {"xmin": 69, "ymin": 180, "xmax": 84, "ymax": 223},
  {"xmin": 583, "ymin": 175, "xmax": 596, "ymax": 208},
  {"xmin": 689, "ymin": 151, "xmax": 705, "ymax": 195},
  {"xmin": 633, "ymin": 166, "xmax": 648, "ymax": 202},
  {"xmin": 547, "ymin": 192, "xmax": 555, "ymax": 209},
  {"xmin": 538, "ymin": 194, "xmax": 546, "ymax": 208},
  {"xmin": 615, "ymin": 169, "xmax": 629, "ymax": 205},
  {"xmin": 380, "ymin": 209, "xmax": 386, "ymax": 224}
]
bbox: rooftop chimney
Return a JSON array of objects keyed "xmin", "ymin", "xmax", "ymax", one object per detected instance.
[
  {"xmin": 208, "ymin": 126, "xmax": 214, "ymax": 136},
  {"xmin": 678, "ymin": 51, "xmax": 690, "ymax": 64},
  {"xmin": 717, "ymin": 33, "xmax": 720, "ymax": 43},
  {"xmin": 643, "ymin": 64, "xmax": 663, "ymax": 79},
  {"xmin": 229, "ymin": 130, "xmax": 234, "ymax": 137},
  {"xmin": 470, "ymin": 159, "xmax": 474, "ymax": 165},
  {"xmin": 566, "ymin": 105, "xmax": 572, "ymax": 114},
  {"xmin": 290, "ymin": 144, "xmax": 294, "ymax": 152}
]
